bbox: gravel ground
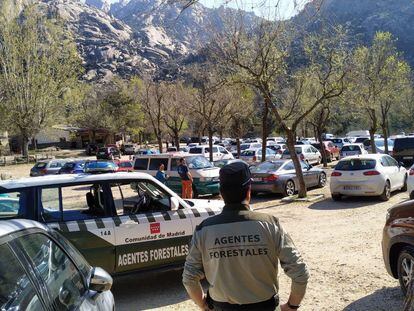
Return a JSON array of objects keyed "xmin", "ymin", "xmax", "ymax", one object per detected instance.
[
  {"xmin": 112, "ymin": 177, "xmax": 406, "ymax": 311},
  {"xmin": 0, "ymin": 161, "xmax": 406, "ymax": 310}
]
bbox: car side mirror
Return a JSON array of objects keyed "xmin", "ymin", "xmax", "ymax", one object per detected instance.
[
  {"xmin": 89, "ymin": 267, "xmax": 113, "ymax": 293},
  {"xmin": 171, "ymin": 196, "xmax": 180, "ymax": 210}
]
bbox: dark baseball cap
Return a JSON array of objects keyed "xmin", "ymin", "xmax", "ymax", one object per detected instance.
[{"xmin": 219, "ymin": 160, "xmax": 252, "ymax": 188}]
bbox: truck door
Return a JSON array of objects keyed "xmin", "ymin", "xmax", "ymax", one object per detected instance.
[
  {"xmin": 39, "ymin": 183, "xmax": 116, "ymax": 273},
  {"xmin": 109, "ymin": 180, "xmax": 193, "ymax": 273}
]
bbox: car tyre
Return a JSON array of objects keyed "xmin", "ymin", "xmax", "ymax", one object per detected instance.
[
  {"xmin": 380, "ymin": 181, "xmax": 391, "ymax": 201},
  {"xmin": 397, "ymin": 246, "xmax": 414, "ymax": 295},
  {"xmin": 318, "ymin": 172, "xmax": 327, "ymax": 188},
  {"xmin": 192, "ymin": 185, "xmax": 199, "ymax": 199},
  {"xmin": 402, "ymin": 175, "xmax": 408, "ymax": 192},
  {"xmin": 283, "ymin": 180, "xmax": 295, "ymax": 197},
  {"xmin": 332, "ymin": 193, "xmax": 342, "ymax": 201}
]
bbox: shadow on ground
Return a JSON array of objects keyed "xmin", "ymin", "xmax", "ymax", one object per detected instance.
[
  {"xmin": 112, "ymin": 269, "xmax": 190, "ymax": 310},
  {"xmin": 343, "ymin": 287, "xmax": 403, "ymax": 311},
  {"xmin": 308, "ymin": 196, "xmax": 390, "ymax": 210}
]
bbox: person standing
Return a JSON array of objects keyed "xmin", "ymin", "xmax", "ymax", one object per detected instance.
[
  {"xmin": 177, "ymin": 157, "xmax": 193, "ymax": 199},
  {"xmin": 155, "ymin": 163, "xmax": 168, "ymax": 184},
  {"xmin": 182, "ymin": 161, "xmax": 309, "ymax": 311}
]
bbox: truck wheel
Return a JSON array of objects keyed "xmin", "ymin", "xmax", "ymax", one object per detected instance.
[
  {"xmin": 192, "ymin": 185, "xmax": 199, "ymax": 199},
  {"xmin": 398, "ymin": 246, "xmax": 414, "ymax": 295},
  {"xmin": 380, "ymin": 181, "xmax": 391, "ymax": 201}
]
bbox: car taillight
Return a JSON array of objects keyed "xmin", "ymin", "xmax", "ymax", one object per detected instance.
[
  {"xmin": 253, "ymin": 156, "xmax": 257, "ymax": 161},
  {"xmin": 363, "ymin": 170, "xmax": 380, "ymax": 176},
  {"xmin": 331, "ymin": 171, "xmax": 342, "ymax": 177},
  {"xmin": 409, "ymin": 168, "xmax": 414, "ymax": 176},
  {"xmin": 264, "ymin": 174, "xmax": 279, "ymax": 181},
  {"xmin": 300, "ymin": 154, "xmax": 305, "ymax": 161}
]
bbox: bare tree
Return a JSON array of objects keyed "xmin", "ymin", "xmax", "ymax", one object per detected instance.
[
  {"xmin": 211, "ymin": 18, "xmax": 349, "ymax": 197},
  {"xmin": 139, "ymin": 79, "xmax": 167, "ymax": 153},
  {"xmin": 163, "ymin": 81, "xmax": 191, "ymax": 149},
  {"xmin": 189, "ymin": 64, "xmax": 232, "ymax": 162}
]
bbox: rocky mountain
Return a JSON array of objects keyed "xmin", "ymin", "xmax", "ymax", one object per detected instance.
[{"xmin": 293, "ymin": 0, "xmax": 414, "ymax": 66}]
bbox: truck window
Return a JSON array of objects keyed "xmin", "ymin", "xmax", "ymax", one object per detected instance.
[
  {"xmin": 111, "ymin": 181, "xmax": 172, "ymax": 215},
  {"xmin": 148, "ymin": 158, "xmax": 169, "ymax": 171},
  {"xmin": 134, "ymin": 158, "xmax": 149, "ymax": 170},
  {"xmin": 40, "ymin": 184, "xmax": 106, "ymax": 222}
]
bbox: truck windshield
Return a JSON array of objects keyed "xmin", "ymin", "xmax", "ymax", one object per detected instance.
[{"xmin": 187, "ymin": 156, "xmax": 213, "ymax": 169}]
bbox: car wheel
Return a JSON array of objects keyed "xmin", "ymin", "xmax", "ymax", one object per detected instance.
[
  {"xmin": 398, "ymin": 246, "xmax": 414, "ymax": 295},
  {"xmin": 318, "ymin": 172, "xmax": 327, "ymax": 188},
  {"xmin": 283, "ymin": 180, "xmax": 295, "ymax": 197},
  {"xmin": 380, "ymin": 181, "xmax": 391, "ymax": 201},
  {"xmin": 192, "ymin": 185, "xmax": 199, "ymax": 199},
  {"xmin": 327, "ymin": 154, "xmax": 333, "ymax": 163},
  {"xmin": 332, "ymin": 193, "xmax": 342, "ymax": 201},
  {"xmin": 402, "ymin": 175, "xmax": 408, "ymax": 192},
  {"xmin": 410, "ymin": 191, "xmax": 414, "ymax": 200}
]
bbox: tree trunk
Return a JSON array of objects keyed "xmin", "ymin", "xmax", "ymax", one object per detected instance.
[
  {"xmin": 208, "ymin": 127, "xmax": 214, "ymax": 163},
  {"xmin": 382, "ymin": 117, "xmax": 389, "ymax": 154},
  {"xmin": 318, "ymin": 130, "xmax": 328, "ymax": 168},
  {"xmin": 286, "ymin": 130, "xmax": 307, "ymax": 198},
  {"xmin": 174, "ymin": 130, "xmax": 180, "ymax": 152},
  {"xmin": 262, "ymin": 99, "xmax": 269, "ymax": 162},
  {"xmin": 157, "ymin": 136, "xmax": 163, "ymax": 153},
  {"xmin": 21, "ymin": 134, "xmax": 29, "ymax": 158},
  {"xmin": 369, "ymin": 129, "xmax": 377, "ymax": 154}
]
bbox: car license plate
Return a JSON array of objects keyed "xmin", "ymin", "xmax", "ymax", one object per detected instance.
[
  {"xmin": 252, "ymin": 178, "xmax": 262, "ymax": 182},
  {"xmin": 343, "ymin": 186, "xmax": 360, "ymax": 190},
  {"xmin": 403, "ymin": 156, "xmax": 413, "ymax": 159}
]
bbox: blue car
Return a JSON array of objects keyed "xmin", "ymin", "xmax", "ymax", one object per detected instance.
[
  {"xmin": 59, "ymin": 160, "xmax": 86, "ymax": 174},
  {"xmin": 84, "ymin": 160, "xmax": 118, "ymax": 174}
]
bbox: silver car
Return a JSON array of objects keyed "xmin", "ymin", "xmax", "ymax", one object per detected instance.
[
  {"xmin": 0, "ymin": 219, "xmax": 114, "ymax": 310},
  {"xmin": 239, "ymin": 148, "xmax": 277, "ymax": 164},
  {"xmin": 30, "ymin": 159, "xmax": 69, "ymax": 177},
  {"xmin": 250, "ymin": 160, "xmax": 326, "ymax": 196}
]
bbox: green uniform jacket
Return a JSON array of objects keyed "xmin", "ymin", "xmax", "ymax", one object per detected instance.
[{"xmin": 182, "ymin": 203, "xmax": 309, "ymax": 305}]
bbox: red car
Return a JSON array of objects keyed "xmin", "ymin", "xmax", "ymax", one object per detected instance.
[
  {"xmin": 115, "ymin": 160, "xmax": 134, "ymax": 172},
  {"xmin": 311, "ymin": 141, "xmax": 340, "ymax": 162}
]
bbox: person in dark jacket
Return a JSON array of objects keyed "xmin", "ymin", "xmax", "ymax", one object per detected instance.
[{"xmin": 182, "ymin": 161, "xmax": 309, "ymax": 311}]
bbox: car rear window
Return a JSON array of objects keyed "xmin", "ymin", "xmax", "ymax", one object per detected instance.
[
  {"xmin": 335, "ymin": 159, "xmax": 376, "ymax": 171},
  {"xmin": 254, "ymin": 162, "xmax": 284, "ymax": 171},
  {"xmin": 341, "ymin": 145, "xmax": 361, "ymax": 152},
  {"xmin": 311, "ymin": 143, "xmax": 322, "ymax": 150},
  {"xmin": 34, "ymin": 162, "xmax": 47, "ymax": 169},
  {"xmin": 241, "ymin": 150, "xmax": 255, "ymax": 156},
  {"xmin": 394, "ymin": 137, "xmax": 414, "ymax": 150},
  {"xmin": 189, "ymin": 147, "xmax": 203, "ymax": 154}
]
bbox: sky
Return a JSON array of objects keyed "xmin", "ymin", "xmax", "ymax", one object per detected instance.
[{"xmin": 198, "ymin": 0, "xmax": 310, "ymax": 20}]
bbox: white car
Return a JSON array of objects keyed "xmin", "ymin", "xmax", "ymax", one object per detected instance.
[
  {"xmin": 188, "ymin": 145, "xmax": 234, "ymax": 161},
  {"xmin": 330, "ymin": 154, "xmax": 407, "ymax": 201},
  {"xmin": 330, "ymin": 138, "xmax": 351, "ymax": 149},
  {"xmin": 239, "ymin": 148, "xmax": 278, "ymax": 164},
  {"xmin": 339, "ymin": 143, "xmax": 368, "ymax": 159},
  {"xmin": 281, "ymin": 145, "xmax": 322, "ymax": 165}
]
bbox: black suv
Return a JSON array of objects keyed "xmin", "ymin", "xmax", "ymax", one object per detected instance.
[
  {"xmin": 96, "ymin": 147, "xmax": 121, "ymax": 160},
  {"xmin": 393, "ymin": 137, "xmax": 414, "ymax": 165}
]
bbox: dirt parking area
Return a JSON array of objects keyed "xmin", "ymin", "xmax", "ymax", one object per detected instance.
[
  {"xmin": 113, "ymin": 177, "xmax": 405, "ymax": 311},
  {"xmin": 0, "ymin": 162, "xmax": 406, "ymax": 310}
]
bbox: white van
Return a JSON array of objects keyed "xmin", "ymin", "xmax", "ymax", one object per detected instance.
[
  {"xmin": 188, "ymin": 145, "xmax": 234, "ymax": 161},
  {"xmin": 133, "ymin": 153, "xmax": 220, "ymax": 197}
]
